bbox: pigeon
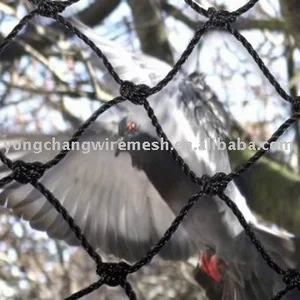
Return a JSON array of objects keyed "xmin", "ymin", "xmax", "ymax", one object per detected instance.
[{"xmin": 0, "ymin": 19, "xmax": 298, "ymax": 299}]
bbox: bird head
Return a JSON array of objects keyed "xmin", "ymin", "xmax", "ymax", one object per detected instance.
[{"xmin": 118, "ymin": 117, "xmax": 140, "ymax": 142}]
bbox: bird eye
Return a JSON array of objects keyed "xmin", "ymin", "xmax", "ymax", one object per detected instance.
[{"xmin": 126, "ymin": 121, "xmax": 136, "ymax": 132}]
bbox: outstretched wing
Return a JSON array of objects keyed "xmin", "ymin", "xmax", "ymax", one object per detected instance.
[
  {"xmin": 0, "ymin": 131, "xmax": 196, "ymax": 262},
  {"xmin": 70, "ymin": 18, "xmax": 172, "ymax": 94}
]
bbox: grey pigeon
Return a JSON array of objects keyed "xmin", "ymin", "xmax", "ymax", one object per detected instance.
[{"xmin": 0, "ymin": 20, "xmax": 298, "ymax": 299}]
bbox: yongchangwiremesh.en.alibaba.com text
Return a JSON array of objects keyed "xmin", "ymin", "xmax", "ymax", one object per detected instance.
[{"xmin": 1, "ymin": 137, "xmax": 292, "ymax": 154}]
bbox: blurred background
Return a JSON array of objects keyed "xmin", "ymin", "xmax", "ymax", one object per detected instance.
[{"xmin": 1, "ymin": 0, "xmax": 300, "ymax": 299}]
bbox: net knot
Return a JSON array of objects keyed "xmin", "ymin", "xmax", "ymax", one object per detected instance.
[
  {"xmin": 120, "ymin": 81, "xmax": 151, "ymax": 105},
  {"xmin": 282, "ymin": 269, "xmax": 300, "ymax": 288},
  {"xmin": 12, "ymin": 160, "xmax": 45, "ymax": 184},
  {"xmin": 207, "ymin": 7, "xmax": 237, "ymax": 27},
  {"xmin": 34, "ymin": 0, "xmax": 69, "ymax": 18},
  {"xmin": 292, "ymin": 97, "xmax": 300, "ymax": 113},
  {"xmin": 96, "ymin": 262, "xmax": 131, "ymax": 287},
  {"xmin": 201, "ymin": 172, "xmax": 229, "ymax": 195}
]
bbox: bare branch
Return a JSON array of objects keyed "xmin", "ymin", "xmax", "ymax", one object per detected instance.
[
  {"xmin": 127, "ymin": 0, "xmax": 174, "ymax": 64},
  {"xmin": 0, "ymin": 0, "xmax": 121, "ymax": 63}
]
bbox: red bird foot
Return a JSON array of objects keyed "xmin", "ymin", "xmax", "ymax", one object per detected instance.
[{"xmin": 200, "ymin": 251, "xmax": 223, "ymax": 283}]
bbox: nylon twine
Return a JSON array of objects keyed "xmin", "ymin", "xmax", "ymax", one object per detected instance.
[{"xmin": 0, "ymin": 0, "xmax": 299, "ymax": 299}]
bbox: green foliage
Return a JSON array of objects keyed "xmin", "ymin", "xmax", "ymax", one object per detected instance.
[{"xmin": 229, "ymin": 149, "xmax": 300, "ymax": 234}]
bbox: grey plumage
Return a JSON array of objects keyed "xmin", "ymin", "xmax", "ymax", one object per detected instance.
[{"xmin": 0, "ymin": 19, "xmax": 298, "ymax": 299}]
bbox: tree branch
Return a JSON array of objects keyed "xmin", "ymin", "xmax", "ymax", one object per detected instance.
[
  {"xmin": 280, "ymin": 0, "xmax": 300, "ymax": 48},
  {"xmin": 127, "ymin": 0, "xmax": 174, "ymax": 64},
  {"xmin": 0, "ymin": 0, "xmax": 121, "ymax": 62}
]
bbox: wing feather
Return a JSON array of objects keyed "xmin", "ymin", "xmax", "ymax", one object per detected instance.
[{"xmin": 0, "ymin": 132, "xmax": 196, "ymax": 262}]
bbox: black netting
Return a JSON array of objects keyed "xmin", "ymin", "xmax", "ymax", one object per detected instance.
[{"xmin": 0, "ymin": 0, "xmax": 299, "ymax": 299}]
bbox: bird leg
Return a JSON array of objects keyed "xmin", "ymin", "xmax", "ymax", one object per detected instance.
[{"xmin": 200, "ymin": 251, "xmax": 223, "ymax": 283}]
